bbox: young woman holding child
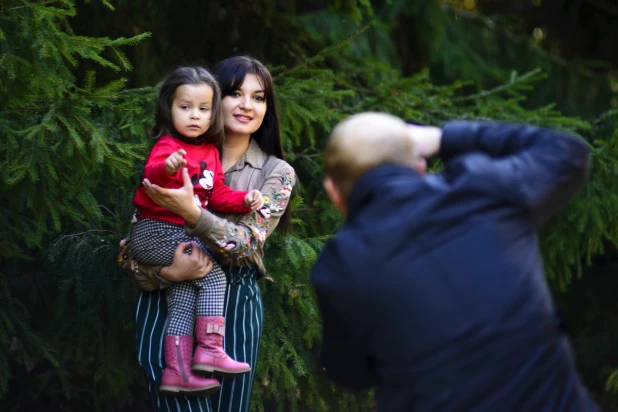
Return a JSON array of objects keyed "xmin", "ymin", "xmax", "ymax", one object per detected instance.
[
  {"xmin": 124, "ymin": 56, "xmax": 295, "ymax": 412},
  {"xmin": 129, "ymin": 65, "xmax": 266, "ymax": 397}
]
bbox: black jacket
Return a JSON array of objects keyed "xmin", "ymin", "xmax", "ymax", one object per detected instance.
[{"xmin": 311, "ymin": 121, "xmax": 597, "ymax": 411}]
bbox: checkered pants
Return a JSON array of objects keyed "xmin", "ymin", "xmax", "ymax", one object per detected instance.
[{"xmin": 130, "ymin": 218, "xmax": 226, "ymax": 336}]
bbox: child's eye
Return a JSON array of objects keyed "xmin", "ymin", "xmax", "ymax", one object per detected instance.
[
  {"xmin": 181, "ymin": 105, "xmax": 189, "ymax": 110},
  {"xmin": 200, "ymin": 107, "xmax": 210, "ymax": 111}
]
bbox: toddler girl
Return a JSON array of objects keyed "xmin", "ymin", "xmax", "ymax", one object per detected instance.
[{"xmin": 130, "ymin": 67, "xmax": 262, "ymax": 396}]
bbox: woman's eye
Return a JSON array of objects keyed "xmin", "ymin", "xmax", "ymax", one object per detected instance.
[
  {"xmin": 231, "ymin": 91, "xmax": 241, "ymax": 97},
  {"xmin": 254, "ymin": 95, "xmax": 265, "ymax": 102}
]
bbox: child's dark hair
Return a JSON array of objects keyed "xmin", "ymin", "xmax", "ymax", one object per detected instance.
[
  {"xmin": 149, "ymin": 66, "xmax": 224, "ymax": 146},
  {"xmin": 213, "ymin": 56, "xmax": 291, "ymax": 235}
]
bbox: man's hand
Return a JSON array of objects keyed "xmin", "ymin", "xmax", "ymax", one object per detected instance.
[
  {"xmin": 407, "ymin": 124, "xmax": 442, "ymax": 158},
  {"xmin": 159, "ymin": 241, "xmax": 213, "ymax": 282},
  {"xmin": 165, "ymin": 149, "xmax": 188, "ymax": 175},
  {"xmin": 244, "ymin": 190, "xmax": 264, "ymax": 211}
]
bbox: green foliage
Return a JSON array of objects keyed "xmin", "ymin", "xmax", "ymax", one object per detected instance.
[
  {"xmin": 2, "ymin": 0, "xmax": 618, "ymax": 411},
  {"xmin": 0, "ymin": 0, "xmax": 153, "ymax": 252},
  {"xmin": 0, "ymin": 0, "xmax": 152, "ymax": 408},
  {"xmin": 432, "ymin": 5, "xmax": 614, "ymax": 119}
]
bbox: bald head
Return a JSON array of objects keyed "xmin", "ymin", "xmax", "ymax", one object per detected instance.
[{"xmin": 324, "ymin": 112, "xmax": 417, "ymax": 198}]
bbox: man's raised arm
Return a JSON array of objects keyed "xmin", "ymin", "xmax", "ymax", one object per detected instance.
[{"xmin": 410, "ymin": 121, "xmax": 591, "ymax": 227}]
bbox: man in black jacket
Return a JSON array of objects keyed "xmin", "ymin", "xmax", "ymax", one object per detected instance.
[{"xmin": 311, "ymin": 112, "xmax": 598, "ymax": 411}]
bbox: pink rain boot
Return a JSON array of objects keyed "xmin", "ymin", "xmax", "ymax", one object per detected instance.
[
  {"xmin": 160, "ymin": 335, "xmax": 220, "ymax": 396},
  {"xmin": 192, "ymin": 316, "xmax": 251, "ymax": 377}
]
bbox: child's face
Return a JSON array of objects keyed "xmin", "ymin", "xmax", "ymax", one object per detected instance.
[{"xmin": 171, "ymin": 83, "xmax": 214, "ymax": 139}]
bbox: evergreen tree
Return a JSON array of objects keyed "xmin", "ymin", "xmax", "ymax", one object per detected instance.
[
  {"xmin": 0, "ymin": 0, "xmax": 152, "ymax": 409},
  {"xmin": 2, "ymin": 1, "xmax": 618, "ymax": 411}
]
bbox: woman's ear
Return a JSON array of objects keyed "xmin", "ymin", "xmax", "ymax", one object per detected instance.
[{"xmin": 323, "ymin": 177, "xmax": 347, "ymax": 217}]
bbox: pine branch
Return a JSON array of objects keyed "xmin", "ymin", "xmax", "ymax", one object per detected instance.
[
  {"xmin": 273, "ymin": 20, "xmax": 375, "ymax": 81},
  {"xmin": 451, "ymin": 68, "xmax": 545, "ymax": 102},
  {"xmin": 440, "ymin": 4, "xmax": 597, "ymax": 77}
]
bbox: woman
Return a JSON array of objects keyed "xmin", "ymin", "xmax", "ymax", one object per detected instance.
[{"xmin": 129, "ymin": 55, "xmax": 295, "ymax": 412}]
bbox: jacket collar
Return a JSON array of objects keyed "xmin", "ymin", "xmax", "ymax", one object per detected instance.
[
  {"xmin": 226, "ymin": 138, "xmax": 268, "ymax": 174},
  {"xmin": 244, "ymin": 138, "xmax": 268, "ymax": 169},
  {"xmin": 347, "ymin": 164, "xmax": 420, "ymax": 221}
]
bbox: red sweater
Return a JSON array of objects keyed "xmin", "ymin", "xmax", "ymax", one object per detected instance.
[{"xmin": 133, "ymin": 135, "xmax": 250, "ymax": 225}]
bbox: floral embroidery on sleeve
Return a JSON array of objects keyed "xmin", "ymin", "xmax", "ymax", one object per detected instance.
[
  {"xmin": 252, "ymin": 208, "xmax": 270, "ymax": 242},
  {"xmin": 188, "ymin": 162, "xmax": 295, "ymax": 261},
  {"xmin": 214, "ymin": 209, "xmax": 269, "ymax": 256},
  {"xmin": 266, "ymin": 170, "xmax": 294, "ymax": 212}
]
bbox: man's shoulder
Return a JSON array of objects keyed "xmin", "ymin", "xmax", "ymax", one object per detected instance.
[
  {"xmin": 325, "ymin": 225, "xmax": 364, "ymax": 256},
  {"xmin": 313, "ymin": 233, "xmax": 349, "ymax": 271},
  {"xmin": 312, "ymin": 227, "xmax": 373, "ymax": 281}
]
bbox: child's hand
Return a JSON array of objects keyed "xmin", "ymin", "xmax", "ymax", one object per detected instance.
[
  {"xmin": 165, "ymin": 149, "xmax": 187, "ymax": 175},
  {"xmin": 244, "ymin": 190, "xmax": 264, "ymax": 211}
]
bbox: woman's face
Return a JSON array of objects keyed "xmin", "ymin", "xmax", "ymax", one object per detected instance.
[{"xmin": 221, "ymin": 73, "xmax": 267, "ymax": 139}]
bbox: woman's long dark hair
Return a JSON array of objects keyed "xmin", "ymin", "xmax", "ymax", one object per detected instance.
[
  {"xmin": 149, "ymin": 66, "xmax": 224, "ymax": 146},
  {"xmin": 214, "ymin": 56, "xmax": 291, "ymax": 235}
]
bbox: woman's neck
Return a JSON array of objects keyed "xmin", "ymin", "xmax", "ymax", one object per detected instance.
[{"xmin": 221, "ymin": 134, "xmax": 251, "ymax": 172}]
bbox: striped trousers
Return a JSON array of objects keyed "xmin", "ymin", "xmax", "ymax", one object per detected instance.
[{"xmin": 135, "ymin": 265, "xmax": 264, "ymax": 412}]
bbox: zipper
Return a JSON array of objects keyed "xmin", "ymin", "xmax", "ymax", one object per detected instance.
[{"xmin": 175, "ymin": 336, "xmax": 188, "ymax": 383}]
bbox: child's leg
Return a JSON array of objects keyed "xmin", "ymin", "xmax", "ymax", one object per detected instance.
[
  {"xmin": 159, "ymin": 280, "xmax": 220, "ymax": 396},
  {"xmin": 165, "ymin": 282, "xmax": 197, "ymax": 336},
  {"xmin": 129, "ymin": 219, "xmax": 220, "ymax": 396},
  {"xmin": 130, "ymin": 218, "xmax": 184, "ymax": 266},
  {"xmin": 193, "ymin": 254, "xmax": 226, "ymax": 317},
  {"xmin": 192, "ymin": 249, "xmax": 251, "ymax": 378}
]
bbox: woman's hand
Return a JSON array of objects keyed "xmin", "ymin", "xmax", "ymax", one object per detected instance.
[
  {"xmin": 143, "ymin": 168, "xmax": 202, "ymax": 227},
  {"xmin": 159, "ymin": 241, "xmax": 213, "ymax": 282}
]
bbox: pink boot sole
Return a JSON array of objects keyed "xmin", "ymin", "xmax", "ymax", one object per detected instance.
[
  {"xmin": 159, "ymin": 383, "xmax": 220, "ymax": 397},
  {"xmin": 192, "ymin": 362, "xmax": 251, "ymax": 378}
]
